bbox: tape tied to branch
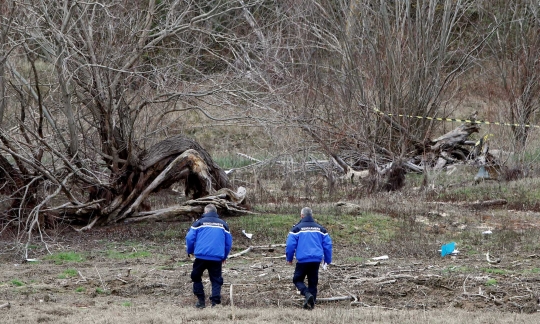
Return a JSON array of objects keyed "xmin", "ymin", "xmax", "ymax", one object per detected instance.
[{"xmin": 373, "ymin": 109, "xmax": 540, "ymax": 129}]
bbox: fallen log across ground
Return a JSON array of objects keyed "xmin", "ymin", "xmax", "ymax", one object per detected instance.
[{"xmin": 228, "ymin": 244, "xmax": 287, "ymax": 259}]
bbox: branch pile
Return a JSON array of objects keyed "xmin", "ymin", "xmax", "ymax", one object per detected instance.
[{"xmin": 307, "ymin": 116, "xmax": 501, "ymax": 190}]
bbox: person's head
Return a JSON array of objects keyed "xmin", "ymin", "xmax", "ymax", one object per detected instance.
[
  {"xmin": 204, "ymin": 204, "xmax": 217, "ymax": 215},
  {"xmin": 300, "ymin": 207, "xmax": 312, "ymax": 218}
]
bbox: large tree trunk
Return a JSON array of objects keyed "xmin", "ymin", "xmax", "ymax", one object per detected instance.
[
  {"xmin": 138, "ymin": 135, "xmax": 229, "ymax": 192},
  {"xmin": 69, "ymin": 135, "xmax": 235, "ymax": 229}
]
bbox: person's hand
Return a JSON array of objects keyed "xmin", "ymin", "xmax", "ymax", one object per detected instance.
[
  {"xmin": 322, "ymin": 262, "xmax": 328, "ymax": 271},
  {"xmin": 222, "ymin": 259, "xmax": 227, "ymax": 265},
  {"xmin": 287, "ymin": 261, "xmax": 292, "ymax": 265}
]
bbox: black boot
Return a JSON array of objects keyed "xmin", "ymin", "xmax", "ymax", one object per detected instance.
[
  {"xmin": 210, "ymin": 296, "xmax": 221, "ymax": 308},
  {"xmin": 303, "ymin": 292, "xmax": 314, "ymax": 310},
  {"xmin": 195, "ymin": 296, "xmax": 205, "ymax": 309}
]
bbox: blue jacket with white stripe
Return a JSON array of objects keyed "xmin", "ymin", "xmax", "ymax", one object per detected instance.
[
  {"xmin": 186, "ymin": 211, "xmax": 233, "ymax": 261},
  {"xmin": 286, "ymin": 215, "xmax": 332, "ymax": 264}
]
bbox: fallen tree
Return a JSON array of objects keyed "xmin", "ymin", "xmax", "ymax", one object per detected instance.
[
  {"xmin": 0, "ymin": 135, "xmax": 249, "ymax": 232},
  {"xmin": 70, "ymin": 135, "xmax": 251, "ymax": 230},
  {"xmin": 295, "ymin": 113, "xmax": 501, "ymax": 192}
]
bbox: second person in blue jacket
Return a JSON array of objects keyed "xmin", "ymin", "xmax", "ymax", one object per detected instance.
[
  {"xmin": 286, "ymin": 207, "xmax": 333, "ymax": 309},
  {"xmin": 186, "ymin": 204, "xmax": 233, "ymax": 308}
]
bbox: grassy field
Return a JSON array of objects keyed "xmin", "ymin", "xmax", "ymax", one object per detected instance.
[
  {"xmin": 2, "ymin": 150, "xmax": 540, "ymax": 323},
  {"xmin": 2, "ymin": 302, "xmax": 539, "ymax": 323}
]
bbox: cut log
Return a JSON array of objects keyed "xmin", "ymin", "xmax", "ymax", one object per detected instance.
[
  {"xmin": 467, "ymin": 199, "xmax": 507, "ymax": 209},
  {"xmin": 228, "ymin": 246, "xmax": 253, "ymax": 259},
  {"xmin": 430, "ymin": 124, "xmax": 480, "ymax": 152},
  {"xmin": 227, "ymin": 244, "xmax": 286, "ymax": 259}
]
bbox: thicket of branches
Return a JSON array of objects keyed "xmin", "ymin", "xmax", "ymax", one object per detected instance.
[{"xmin": 1, "ymin": 0, "xmax": 539, "ymax": 238}]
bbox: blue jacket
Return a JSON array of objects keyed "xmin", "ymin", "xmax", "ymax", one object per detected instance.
[
  {"xmin": 186, "ymin": 211, "xmax": 233, "ymax": 261},
  {"xmin": 286, "ymin": 215, "xmax": 332, "ymax": 264}
]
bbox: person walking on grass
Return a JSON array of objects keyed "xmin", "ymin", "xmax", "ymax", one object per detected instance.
[
  {"xmin": 286, "ymin": 207, "xmax": 333, "ymax": 310},
  {"xmin": 186, "ymin": 204, "xmax": 233, "ymax": 308}
]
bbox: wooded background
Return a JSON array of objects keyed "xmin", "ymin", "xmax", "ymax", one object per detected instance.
[{"xmin": 1, "ymin": 1, "xmax": 539, "ymax": 234}]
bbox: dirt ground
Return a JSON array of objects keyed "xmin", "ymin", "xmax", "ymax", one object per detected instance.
[{"xmin": 1, "ymin": 218, "xmax": 540, "ymax": 323}]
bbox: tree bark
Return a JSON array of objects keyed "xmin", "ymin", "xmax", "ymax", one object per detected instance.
[{"xmin": 69, "ymin": 135, "xmax": 243, "ymax": 230}]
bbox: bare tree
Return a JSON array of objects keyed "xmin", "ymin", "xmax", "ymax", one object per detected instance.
[
  {"xmin": 483, "ymin": 0, "xmax": 540, "ymax": 150},
  {"xmin": 0, "ymin": 0, "xmax": 529, "ymax": 242},
  {"xmin": 0, "ymin": 0, "xmax": 271, "ymax": 234},
  {"xmin": 271, "ymin": 0, "xmax": 488, "ymax": 176}
]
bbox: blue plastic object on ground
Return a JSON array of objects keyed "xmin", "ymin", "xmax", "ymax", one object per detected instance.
[
  {"xmin": 441, "ymin": 242, "xmax": 456, "ymax": 257},
  {"xmin": 474, "ymin": 166, "xmax": 490, "ymax": 181}
]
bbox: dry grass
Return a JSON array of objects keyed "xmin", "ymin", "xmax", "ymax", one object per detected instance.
[
  {"xmin": 1, "ymin": 302, "xmax": 539, "ymax": 323},
  {"xmin": 4, "ymin": 123, "xmax": 540, "ymax": 322},
  {"xmin": 1, "ymin": 191, "xmax": 540, "ymax": 323}
]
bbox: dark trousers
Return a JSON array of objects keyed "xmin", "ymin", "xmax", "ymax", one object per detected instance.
[
  {"xmin": 191, "ymin": 258, "xmax": 224, "ymax": 305},
  {"xmin": 293, "ymin": 262, "xmax": 320, "ymax": 302}
]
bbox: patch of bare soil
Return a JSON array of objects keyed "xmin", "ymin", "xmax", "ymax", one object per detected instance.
[{"xmin": 1, "ymin": 220, "xmax": 539, "ymax": 323}]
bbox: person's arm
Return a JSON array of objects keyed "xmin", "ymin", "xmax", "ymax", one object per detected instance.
[
  {"xmin": 185, "ymin": 227, "xmax": 197, "ymax": 255},
  {"xmin": 322, "ymin": 233, "xmax": 333, "ymax": 265},
  {"xmin": 285, "ymin": 232, "xmax": 298, "ymax": 263},
  {"xmin": 224, "ymin": 230, "xmax": 233, "ymax": 260}
]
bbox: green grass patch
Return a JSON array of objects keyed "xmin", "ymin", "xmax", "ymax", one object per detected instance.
[
  {"xmin": 105, "ymin": 250, "xmax": 152, "ymax": 259},
  {"xmin": 485, "ymin": 278, "xmax": 497, "ymax": 286},
  {"xmin": 75, "ymin": 287, "xmax": 85, "ymax": 293},
  {"xmin": 11, "ymin": 279, "xmax": 24, "ymax": 287},
  {"xmin": 466, "ymin": 249, "xmax": 480, "ymax": 256},
  {"xmin": 121, "ymin": 301, "xmax": 132, "ymax": 307},
  {"xmin": 228, "ymin": 211, "xmax": 397, "ymax": 245},
  {"xmin": 58, "ymin": 269, "xmax": 78, "ymax": 279},
  {"xmin": 154, "ymin": 229, "xmax": 183, "ymax": 240},
  {"xmin": 521, "ymin": 268, "xmax": 540, "ymax": 275},
  {"xmin": 322, "ymin": 212, "xmax": 397, "ymax": 244},
  {"xmin": 45, "ymin": 252, "xmax": 85, "ymax": 264},
  {"xmin": 436, "ymin": 176, "xmax": 540, "ymax": 210},
  {"xmin": 122, "ymin": 240, "xmax": 146, "ymax": 247},
  {"xmin": 103, "ymin": 240, "xmax": 145, "ymax": 249},
  {"xmin": 229, "ymin": 213, "xmax": 297, "ymax": 244},
  {"xmin": 95, "ymin": 287, "xmax": 107, "ymax": 294},
  {"xmin": 157, "ymin": 261, "xmax": 190, "ymax": 269},
  {"xmin": 437, "ymin": 182, "xmax": 507, "ymax": 202}
]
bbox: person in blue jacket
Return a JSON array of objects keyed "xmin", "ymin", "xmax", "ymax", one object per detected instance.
[
  {"xmin": 286, "ymin": 207, "xmax": 332, "ymax": 310},
  {"xmin": 186, "ymin": 204, "xmax": 233, "ymax": 308}
]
